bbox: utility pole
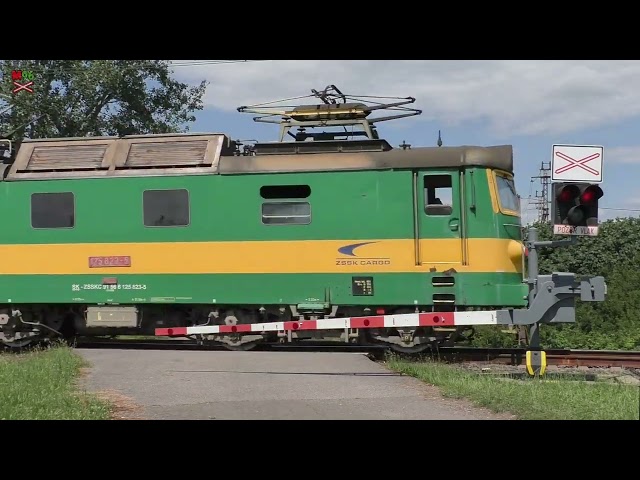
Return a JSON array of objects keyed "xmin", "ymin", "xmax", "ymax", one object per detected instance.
[{"xmin": 530, "ymin": 161, "xmax": 551, "ymax": 223}]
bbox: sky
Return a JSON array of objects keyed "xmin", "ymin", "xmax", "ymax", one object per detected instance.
[{"xmin": 169, "ymin": 60, "xmax": 640, "ymax": 224}]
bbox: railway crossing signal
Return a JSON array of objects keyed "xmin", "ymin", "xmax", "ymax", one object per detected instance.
[
  {"xmin": 551, "ymin": 182, "xmax": 603, "ymax": 236},
  {"xmin": 550, "ymin": 144, "xmax": 604, "ymax": 237}
]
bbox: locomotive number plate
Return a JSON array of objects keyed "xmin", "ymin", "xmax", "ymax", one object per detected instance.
[{"xmin": 88, "ymin": 256, "xmax": 132, "ymax": 268}]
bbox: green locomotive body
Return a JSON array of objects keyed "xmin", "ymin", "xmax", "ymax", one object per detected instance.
[
  {"xmin": 2, "ymin": 87, "xmax": 576, "ymax": 354},
  {"xmin": 0, "ymin": 132, "xmax": 527, "ymax": 351}
]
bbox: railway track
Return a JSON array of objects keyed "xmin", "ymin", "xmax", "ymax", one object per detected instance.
[
  {"xmin": 65, "ymin": 338, "xmax": 640, "ymax": 369},
  {"xmin": 426, "ymin": 347, "xmax": 640, "ymax": 369}
]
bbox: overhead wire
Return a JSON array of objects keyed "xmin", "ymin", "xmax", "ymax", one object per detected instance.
[
  {"xmin": 0, "ymin": 60, "xmax": 271, "ymax": 77},
  {"xmin": 599, "ymin": 207, "xmax": 640, "ymax": 212}
]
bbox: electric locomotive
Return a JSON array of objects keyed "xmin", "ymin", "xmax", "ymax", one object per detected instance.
[{"xmin": 0, "ymin": 85, "xmax": 592, "ymax": 353}]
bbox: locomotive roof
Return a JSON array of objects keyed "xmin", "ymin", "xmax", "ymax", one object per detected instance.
[
  {"xmin": 1, "ymin": 133, "xmax": 513, "ymax": 181},
  {"xmin": 222, "ymin": 142, "xmax": 513, "ymax": 175}
]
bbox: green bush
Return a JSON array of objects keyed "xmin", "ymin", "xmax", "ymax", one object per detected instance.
[{"xmin": 471, "ymin": 217, "xmax": 640, "ymax": 351}]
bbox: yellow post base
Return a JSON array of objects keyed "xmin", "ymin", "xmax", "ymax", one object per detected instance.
[{"xmin": 526, "ymin": 350, "xmax": 547, "ymax": 377}]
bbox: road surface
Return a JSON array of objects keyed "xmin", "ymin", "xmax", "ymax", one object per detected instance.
[{"xmin": 77, "ymin": 349, "xmax": 514, "ymax": 420}]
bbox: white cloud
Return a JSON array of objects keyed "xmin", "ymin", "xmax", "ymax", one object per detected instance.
[
  {"xmin": 605, "ymin": 146, "xmax": 640, "ymax": 164},
  {"xmin": 519, "ymin": 197, "xmax": 540, "ymax": 225},
  {"xmin": 171, "ymin": 60, "xmax": 640, "ymax": 138}
]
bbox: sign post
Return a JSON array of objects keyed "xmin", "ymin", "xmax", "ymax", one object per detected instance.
[{"xmin": 521, "ymin": 144, "xmax": 608, "ymax": 377}]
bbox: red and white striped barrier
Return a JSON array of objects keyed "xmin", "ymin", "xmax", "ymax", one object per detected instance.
[{"xmin": 155, "ymin": 310, "xmax": 508, "ymax": 337}]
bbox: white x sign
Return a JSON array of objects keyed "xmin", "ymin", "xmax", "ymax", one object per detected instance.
[
  {"xmin": 12, "ymin": 81, "xmax": 34, "ymax": 94},
  {"xmin": 552, "ymin": 144, "xmax": 604, "ymax": 183}
]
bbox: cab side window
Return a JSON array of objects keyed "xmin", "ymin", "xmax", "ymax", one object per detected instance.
[
  {"xmin": 424, "ymin": 175, "xmax": 453, "ymax": 216},
  {"xmin": 143, "ymin": 189, "xmax": 190, "ymax": 227},
  {"xmin": 31, "ymin": 192, "xmax": 75, "ymax": 229}
]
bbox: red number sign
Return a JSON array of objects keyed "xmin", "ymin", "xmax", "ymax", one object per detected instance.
[{"xmin": 88, "ymin": 256, "xmax": 132, "ymax": 268}]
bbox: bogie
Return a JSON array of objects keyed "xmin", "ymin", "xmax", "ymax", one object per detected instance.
[{"xmin": 1, "ymin": 302, "xmax": 481, "ymax": 352}]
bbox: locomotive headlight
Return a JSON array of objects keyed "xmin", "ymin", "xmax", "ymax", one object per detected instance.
[{"xmin": 507, "ymin": 240, "xmax": 525, "ymax": 271}]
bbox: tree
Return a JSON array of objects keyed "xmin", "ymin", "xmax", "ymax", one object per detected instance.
[
  {"xmin": 472, "ymin": 217, "xmax": 640, "ymax": 350},
  {"xmin": 525, "ymin": 217, "xmax": 640, "ymax": 278},
  {"xmin": 524, "ymin": 217, "xmax": 640, "ymax": 350},
  {"xmin": 0, "ymin": 60, "xmax": 207, "ymax": 141}
]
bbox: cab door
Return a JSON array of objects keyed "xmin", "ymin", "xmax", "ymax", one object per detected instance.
[{"xmin": 414, "ymin": 170, "xmax": 464, "ymax": 265}]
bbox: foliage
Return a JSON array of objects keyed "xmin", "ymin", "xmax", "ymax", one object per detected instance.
[
  {"xmin": 468, "ymin": 326, "xmax": 520, "ymax": 348},
  {"xmin": 387, "ymin": 357, "xmax": 639, "ymax": 420},
  {"xmin": 531, "ymin": 217, "xmax": 640, "ymax": 350},
  {"xmin": 0, "ymin": 60, "xmax": 207, "ymax": 141},
  {"xmin": 527, "ymin": 217, "xmax": 640, "ymax": 279},
  {"xmin": 539, "ymin": 252, "xmax": 640, "ymax": 350},
  {"xmin": 0, "ymin": 344, "xmax": 111, "ymax": 420},
  {"xmin": 472, "ymin": 217, "xmax": 640, "ymax": 350}
]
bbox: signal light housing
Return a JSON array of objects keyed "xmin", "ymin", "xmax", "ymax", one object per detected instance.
[{"xmin": 552, "ymin": 182, "xmax": 603, "ymax": 236}]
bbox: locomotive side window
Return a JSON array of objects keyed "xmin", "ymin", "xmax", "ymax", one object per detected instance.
[
  {"xmin": 143, "ymin": 189, "xmax": 190, "ymax": 227},
  {"xmin": 260, "ymin": 184, "xmax": 311, "ymax": 225},
  {"xmin": 262, "ymin": 202, "xmax": 311, "ymax": 225},
  {"xmin": 423, "ymin": 175, "xmax": 453, "ymax": 216},
  {"xmin": 31, "ymin": 192, "xmax": 75, "ymax": 229}
]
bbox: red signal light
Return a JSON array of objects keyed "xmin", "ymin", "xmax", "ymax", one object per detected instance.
[
  {"xmin": 580, "ymin": 185, "xmax": 603, "ymax": 205},
  {"xmin": 581, "ymin": 190, "xmax": 595, "ymax": 203},
  {"xmin": 558, "ymin": 189, "xmax": 572, "ymax": 202},
  {"xmin": 557, "ymin": 184, "xmax": 580, "ymax": 203},
  {"xmin": 553, "ymin": 182, "xmax": 603, "ymax": 230}
]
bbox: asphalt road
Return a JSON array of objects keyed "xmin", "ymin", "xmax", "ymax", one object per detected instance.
[{"xmin": 77, "ymin": 349, "xmax": 513, "ymax": 420}]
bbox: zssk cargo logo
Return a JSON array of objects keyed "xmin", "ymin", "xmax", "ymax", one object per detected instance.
[{"xmin": 335, "ymin": 241, "xmax": 391, "ymax": 266}]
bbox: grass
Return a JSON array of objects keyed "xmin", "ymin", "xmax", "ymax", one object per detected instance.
[
  {"xmin": 386, "ymin": 357, "xmax": 640, "ymax": 420},
  {"xmin": 0, "ymin": 343, "xmax": 113, "ymax": 420}
]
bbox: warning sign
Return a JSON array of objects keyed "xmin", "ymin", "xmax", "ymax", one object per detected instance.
[
  {"xmin": 552, "ymin": 144, "xmax": 603, "ymax": 183},
  {"xmin": 553, "ymin": 225, "xmax": 599, "ymax": 236}
]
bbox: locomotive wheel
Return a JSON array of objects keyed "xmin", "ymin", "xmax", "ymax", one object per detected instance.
[
  {"xmin": 363, "ymin": 307, "xmax": 436, "ymax": 355},
  {"xmin": 389, "ymin": 342, "xmax": 434, "ymax": 355},
  {"xmin": 216, "ymin": 310, "xmax": 265, "ymax": 351},
  {"xmin": 0, "ymin": 333, "xmax": 38, "ymax": 350},
  {"xmin": 222, "ymin": 340, "xmax": 261, "ymax": 351},
  {"xmin": 0, "ymin": 311, "xmax": 39, "ymax": 350},
  {"xmin": 363, "ymin": 330, "xmax": 435, "ymax": 355}
]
